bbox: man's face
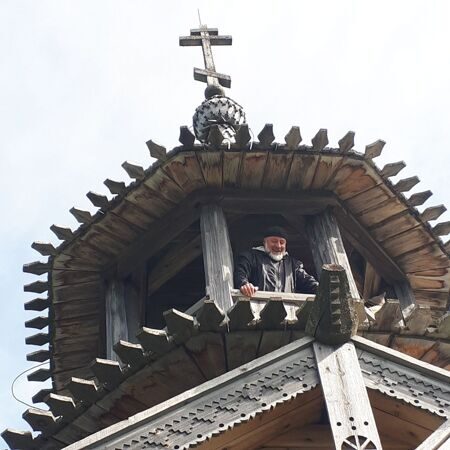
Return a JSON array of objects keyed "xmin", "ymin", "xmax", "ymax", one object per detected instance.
[{"xmin": 264, "ymin": 236, "xmax": 287, "ymax": 256}]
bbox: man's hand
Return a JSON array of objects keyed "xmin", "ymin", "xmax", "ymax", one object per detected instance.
[{"xmin": 240, "ymin": 283, "xmax": 257, "ymax": 297}]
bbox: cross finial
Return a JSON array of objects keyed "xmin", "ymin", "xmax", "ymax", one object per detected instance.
[{"xmin": 179, "ymin": 24, "xmax": 232, "ymax": 98}]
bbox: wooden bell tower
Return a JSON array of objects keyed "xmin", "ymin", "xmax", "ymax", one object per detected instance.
[{"xmin": 3, "ymin": 22, "xmax": 450, "ymax": 450}]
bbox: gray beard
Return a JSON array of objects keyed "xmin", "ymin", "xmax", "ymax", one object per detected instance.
[{"xmin": 264, "ymin": 243, "xmax": 286, "ymax": 261}]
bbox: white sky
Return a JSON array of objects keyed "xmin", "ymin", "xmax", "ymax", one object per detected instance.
[{"xmin": 1, "ymin": 0, "xmax": 449, "ymax": 437}]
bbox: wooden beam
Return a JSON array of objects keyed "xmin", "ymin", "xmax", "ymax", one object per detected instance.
[
  {"xmin": 415, "ymin": 419, "xmax": 450, "ymax": 450},
  {"xmin": 147, "ymin": 235, "xmax": 202, "ymax": 295},
  {"xmin": 200, "ymin": 204, "xmax": 234, "ymax": 312},
  {"xmin": 105, "ymin": 279, "xmax": 128, "ymax": 360},
  {"xmin": 305, "ymin": 208, "xmax": 360, "ymax": 298},
  {"xmin": 114, "ymin": 194, "xmax": 201, "ymax": 278},
  {"xmin": 314, "ymin": 341, "xmax": 382, "ymax": 449},
  {"xmin": 334, "ymin": 205, "xmax": 406, "ymax": 283},
  {"xmin": 394, "ymin": 280, "xmax": 416, "ymax": 312},
  {"xmin": 363, "ymin": 262, "xmax": 381, "ymax": 300}
]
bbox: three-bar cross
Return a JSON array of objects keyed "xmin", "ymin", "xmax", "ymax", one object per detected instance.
[{"xmin": 179, "ymin": 26, "xmax": 232, "ymax": 88}]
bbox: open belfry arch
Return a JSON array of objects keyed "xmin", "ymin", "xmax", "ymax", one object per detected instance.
[{"xmin": 3, "ymin": 23, "xmax": 450, "ymax": 450}]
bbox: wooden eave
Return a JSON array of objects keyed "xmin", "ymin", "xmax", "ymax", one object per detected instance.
[
  {"xmin": 9, "ymin": 298, "xmax": 450, "ymax": 449},
  {"xmin": 6, "ymin": 336, "xmax": 448, "ymax": 450},
  {"xmin": 21, "ymin": 134, "xmax": 450, "ymax": 435}
]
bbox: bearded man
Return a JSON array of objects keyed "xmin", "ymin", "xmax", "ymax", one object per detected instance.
[{"xmin": 234, "ymin": 226, "xmax": 319, "ymax": 297}]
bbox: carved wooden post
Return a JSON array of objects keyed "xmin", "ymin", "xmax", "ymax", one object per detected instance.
[
  {"xmin": 314, "ymin": 341, "xmax": 382, "ymax": 450},
  {"xmin": 200, "ymin": 204, "xmax": 234, "ymax": 312},
  {"xmin": 305, "ymin": 209, "xmax": 360, "ymax": 298},
  {"xmin": 105, "ymin": 279, "xmax": 128, "ymax": 360}
]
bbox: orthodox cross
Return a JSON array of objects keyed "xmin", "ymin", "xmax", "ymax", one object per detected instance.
[{"xmin": 179, "ymin": 25, "xmax": 232, "ymax": 89}]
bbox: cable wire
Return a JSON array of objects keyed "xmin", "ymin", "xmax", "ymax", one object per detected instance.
[{"xmin": 11, "ymin": 362, "xmax": 50, "ymax": 411}]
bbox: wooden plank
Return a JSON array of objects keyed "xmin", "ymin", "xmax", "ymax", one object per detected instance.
[
  {"xmin": 110, "ymin": 199, "xmax": 155, "ymax": 231},
  {"xmin": 263, "ymin": 424, "xmax": 334, "ymax": 448},
  {"xmin": 402, "ymin": 305, "xmax": 433, "ymax": 335},
  {"xmin": 313, "ymin": 342, "xmax": 382, "ymax": 449},
  {"xmin": 286, "ymin": 153, "xmax": 320, "ymax": 190},
  {"xmin": 225, "ymin": 331, "xmax": 262, "ymax": 370},
  {"xmin": 310, "ymin": 154, "xmax": 346, "ymax": 190},
  {"xmin": 125, "ymin": 184, "xmax": 173, "ymax": 218},
  {"xmin": 164, "ymin": 152, "xmax": 206, "ymax": 193},
  {"xmin": 363, "ymin": 262, "xmax": 381, "ymax": 300},
  {"xmin": 334, "ymin": 206, "xmax": 406, "ymax": 283},
  {"xmin": 345, "ymin": 183, "xmax": 393, "ymax": 216},
  {"xmin": 239, "ymin": 150, "xmax": 269, "ymax": 189},
  {"xmin": 371, "ymin": 299, "xmax": 403, "ymax": 332},
  {"xmin": 105, "ymin": 279, "xmax": 128, "ymax": 361},
  {"xmin": 370, "ymin": 212, "xmax": 420, "ymax": 242},
  {"xmin": 421, "ymin": 341, "xmax": 450, "ymax": 369},
  {"xmin": 222, "ymin": 190, "xmax": 337, "ymax": 215},
  {"xmin": 200, "ymin": 204, "xmax": 234, "ymax": 312},
  {"xmin": 390, "ymin": 336, "xmax": 436, "ymax": 360},
  {"xmin": 362, "ymin": 332, "xmax": 392, "ymax": 347},
  {"xmin": 257, "ymin": 330, "xmax": 291, "ymax": 357},
  {"xmin": 372, "ymin": 407, "xmax": 432, "ymax": 447},
  {"xmin": 357, "ymin": 197, "xmax": 409, "ymax": 227},
  {"xmin": 368, "ymin": 389, "xmax": 444, "ymax": 432},
  {"xmin": 53, "ymin": 316, "xmax": 100, "ymax": 340},
  {"xmin": 51, "ymin": 270, "xmax": 100, "ymax": 287},
  {"xmin": 196, "ymin": 150, "xmax": 223, "ymax": 188},
  {"xmin": 119, "ymin": 346, "xmax": 206, "ymax": 407},
  {"xmin": 305, "ymin": 209, "xmax": 359, "ymax": 298},
  {"xmin": 413, "ymin": 290, "xmax": 449, "ymax": 309},
  {"xmin": 261, "ymin": 151, "xmax": 294, "ymax": 190},
  {"xmin": 143, "ymin": 168, "xmax": 186, "ymax": 204},
  {"xmin": 396, "ymin": 243, "xmax": 449, "ymax": 272},
  {"xmin": 93, "ymin": 212, "xmax": 142, "ymax": 244},
  {"xmin": 408, "ymin": 273, "xmax": 449, "ymax": 291},
  {"xmin": 184, "ymin": 332, "xmax": 226, "ymax": 379},
  {"xmin": 382, "ymin": 227, "xmax": 434, "ymax": 258},
  {"xmin": 53, "ymin": 298, "xmax": 99, "ymax": 320},
  {"xmin": 52, "ymin": 280, "xmax": 102, "ymax": 304},
  {"xmin": 124, "ymin": 270, "xmax": 144, "ymax": 343},
  {"xmin": 147, "ymin": 234, "xmax": 202, "ymax": 295},
  {"xmin": 223, "ymin": 149, "xmax": 243, "ymax": 188},
  {"xmin": 115, "ymin": 194, "xmax": 201, "ymax": 277},
  {"xmin": 332, "ymin": 160, "xmax": 379, "ymax": 200},
  {"xmin": 80, "ymin": 227, "xmax": 127, "ymax": 257},
  {"xmin": 415, "ymin": 419, "xmax": 450, "ymax": 450}
]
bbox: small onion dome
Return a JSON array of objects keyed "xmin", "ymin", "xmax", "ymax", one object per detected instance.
[{"xmin": 193, "ymin": 95, "xmax": 246, "ymax": 144}]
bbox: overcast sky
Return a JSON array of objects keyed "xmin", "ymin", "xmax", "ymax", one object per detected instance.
[{"xmin": 1, "ymin": 0, "xmax": 449, "ymax": 438}]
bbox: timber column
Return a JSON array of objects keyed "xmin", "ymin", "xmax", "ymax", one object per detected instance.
[
  {"xmin": 305, "ymin": 208, "xmax": 360, "ymax": 298},
  {"xmin": 200, "ymin": 204, "xmax": 234, "ymax": 312}
]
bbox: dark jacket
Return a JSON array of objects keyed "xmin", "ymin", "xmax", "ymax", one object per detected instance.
[{"xmin": 234, "ymin": 247, "xmax": 318, "ymax": 294}]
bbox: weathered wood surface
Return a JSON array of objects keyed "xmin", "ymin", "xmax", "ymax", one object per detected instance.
[
  {"xmin": 21, "ymin": 144, "xmax": 450, "ymax": 419},
  {"xmin": 364, "ymin": 139, "xmax": 385, "ymax": 159},
  {"xmin": 200, "ymin": 204, "xmax": 234, "ymax": 312},
  {"xmin": 305, "ymin": 209, "xmax": 360, "ymax": 298},
  {"xmin": 314, "ymin": 342, "xmax": 382, "ymax": 449},
  {"xmin": 415, "ymin": 419, "xmax": 450, "ymax": 450},
  {"xmin": 105, "ymin": 279, "xmax": 128, "ymax": 361}
]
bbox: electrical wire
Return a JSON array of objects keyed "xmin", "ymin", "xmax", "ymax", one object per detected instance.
[{"xmin": 11, "ymin": 361, "xmax": 50, "ymax": 411}]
